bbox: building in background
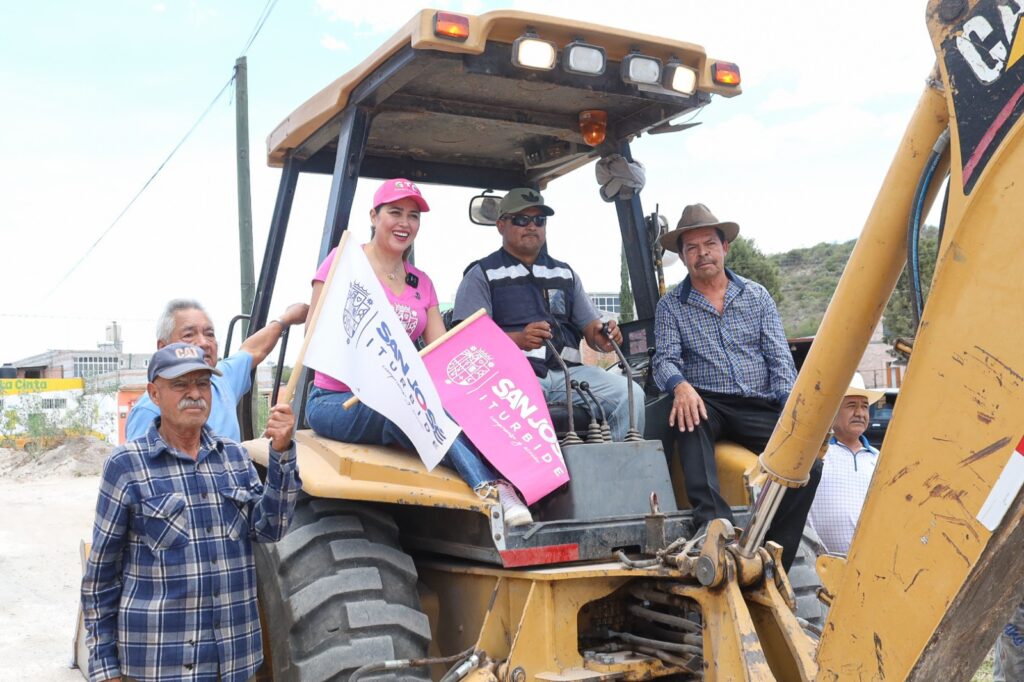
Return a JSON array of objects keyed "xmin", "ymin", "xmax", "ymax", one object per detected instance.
[
  {"xmin": 4, "ymin": 322, "xmax": 277, "ymax": 444},
  {"xmin": 858, "ymin": 319, "xmax": 905, "ymax": 388},
  {"xmin": 12, "ymin": 323, "xmax": 148, "ymax": 380},
  {"xmin": 589, "ymin": 292, "xmax": 621, "ymax": 316},
  {"xmin": 0, "ymin": 376, "xmax": 112, "ymax": 448}
]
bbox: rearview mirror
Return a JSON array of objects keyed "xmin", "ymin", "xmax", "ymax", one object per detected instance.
[{"xmin": 469, "ymin": 192, "xmax": 502, "ymax": 225}]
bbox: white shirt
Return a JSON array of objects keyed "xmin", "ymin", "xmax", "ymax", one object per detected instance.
[{"xmin": 808, "ymin": 435, "xmax": 879, "ymax": 555}]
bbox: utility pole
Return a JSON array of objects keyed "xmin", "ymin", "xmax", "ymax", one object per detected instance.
[
  {"xmin": 235, "ymin": 56, "xmax": 256, "ymax": 338},
  {"xmin": 235, "ymin": 56, "xmax": 258, "ymax": 440}
]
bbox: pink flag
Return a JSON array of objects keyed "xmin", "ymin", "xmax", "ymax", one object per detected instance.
[{"xmin": 422, "ymin": 314, "xmax": 569, "ymax": 504}]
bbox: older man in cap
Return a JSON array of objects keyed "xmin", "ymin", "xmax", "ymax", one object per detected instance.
[
  {"xmin": 81, "ymin": 343, "xmax": 301, "ymax": 682},
  {"xmin": 453, "ymin": 187, "xmax": 643, "ymax": 442},
  {"xmin": 651, "ymin": 203, "xmax": 821, "ymax": 571},
  {"xmin": 807, "ymin": 374, "xmax": 885, "ymax": 555}
]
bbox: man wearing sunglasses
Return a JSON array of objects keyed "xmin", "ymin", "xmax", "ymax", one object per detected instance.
[{"xmin": 453, "ymin": 187, "xmax": 643, "ymax": 442}]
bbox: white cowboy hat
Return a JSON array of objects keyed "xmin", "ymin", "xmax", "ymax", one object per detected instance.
[{"xmin": 846, "ymin": 372, "xmax": 886, "ymax": 404}]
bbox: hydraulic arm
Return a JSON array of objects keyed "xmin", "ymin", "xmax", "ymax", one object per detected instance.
[{"xmin": 738, "ymin": 0, "xmax": 1024, "ymax": 678}]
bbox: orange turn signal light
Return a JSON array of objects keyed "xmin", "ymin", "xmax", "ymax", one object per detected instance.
[
  {"xmin": 579, "ymin": 110, "xmax": 607, "ymax": 146},
  {"xmin": 434, "ymin": 12, "xmax": 470, "ymax": 41},
  {"xmin": 712, "ymin": 61, "xmax": 741, "ymax": 86}
]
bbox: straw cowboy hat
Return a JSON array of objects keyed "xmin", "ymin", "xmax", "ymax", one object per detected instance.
[
  {"xmin": 846, "ymin": 372, "xmax": 886, "ymax": 404},
  {"xmin": 659, "ymin": 203, "xmax": 740, "ymax": 253}
]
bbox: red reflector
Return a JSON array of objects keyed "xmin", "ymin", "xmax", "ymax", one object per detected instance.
[
  {"xmin": 434, "ymin": 12, "xmax": 470, "ymax": 41},
  {"xmin": 499, "ymin": 544, "xmax": 580, "ymax": 567},
  {"xmin": 712, "ymin": 61, "xmax": 741, "ymax": 86}
]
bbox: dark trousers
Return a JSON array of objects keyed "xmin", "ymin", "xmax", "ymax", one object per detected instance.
[{"xmin": 675, "ymin": 391, "xmax": 822, "ymax": 571}]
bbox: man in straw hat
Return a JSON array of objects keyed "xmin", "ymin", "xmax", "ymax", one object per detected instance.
[
  {"xmin": 807, "ymin": 373, "xmax": 886, "ymax": 555},
  {"xmin": 651, "ymin": 203, "xmax": 821, "ymax": 571}
]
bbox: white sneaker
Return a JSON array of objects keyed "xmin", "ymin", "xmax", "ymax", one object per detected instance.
[{"xmin": 495, "ymin": 481, "xmax": 533, "ymax": 527}]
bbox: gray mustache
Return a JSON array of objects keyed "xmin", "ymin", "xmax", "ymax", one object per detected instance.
[{"xmin": 178, "ymin": 398, "xmax": 208, "ymax": 410}]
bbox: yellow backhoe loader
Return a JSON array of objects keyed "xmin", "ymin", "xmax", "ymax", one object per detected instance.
[{"xmin": 195, "ymin": 2, "xmax": 1024, "ymax": 679}]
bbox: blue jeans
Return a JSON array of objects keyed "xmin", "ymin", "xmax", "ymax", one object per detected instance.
[
  {"xmin": 306, "ymin": 386, "xmax": 496, "ymax": 490},
  {"xmin": 537, "ymin": 365, "xmax": 645, "ymax": 442}
]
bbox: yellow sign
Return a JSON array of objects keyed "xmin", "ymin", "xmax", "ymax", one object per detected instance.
[{"xmin": 0, "ymin": 378, "xmax": 85, "ymax": 395}]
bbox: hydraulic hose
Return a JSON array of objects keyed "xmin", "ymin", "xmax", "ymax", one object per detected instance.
[
  {"xmin": 349, "ymin": 648, "xmax": 476, "ymax": 682},
  {"xmin": 439, "ymin": 651, "xmax": 482, "ymax": 682},
  {"xmin": 907, "ymin": 127, "xmax": 950, "ymax": 329}
]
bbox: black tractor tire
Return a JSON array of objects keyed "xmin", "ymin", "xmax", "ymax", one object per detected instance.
[
  {"xmin": 254, "ymin": 495, "xmax": 432, "ymax": 681},
  {"xmin": 787, "ymin": 526, "xmax": 828, "ymax": 631}
]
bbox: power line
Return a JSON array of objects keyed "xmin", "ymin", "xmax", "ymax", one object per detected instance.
[
  {"xmin": 240, "ymin": 0, "xmax": 280, "ymax": 56},
  {"xmin": 44, "ymin": 0, "xmax": 282, "ymax": 303},
  {"xmin": 43, "ymin": 75, "xmax": 234, "ymax": 302}
]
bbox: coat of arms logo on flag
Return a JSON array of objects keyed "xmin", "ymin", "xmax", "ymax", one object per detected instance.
[
  {"xmin": 343, "ymin": 282, "xmax": 372, "ymax": 340},
  {"xmin": 445, "ymin": 346, "xmax": 495, "ymax": 386}
]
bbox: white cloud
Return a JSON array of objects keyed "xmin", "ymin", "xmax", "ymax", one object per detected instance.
[
  {"xmin": 151, "ymin": 3, "xmax": 166, "ymax": 13},
  {"xmin": 320, "ymin": 33, "xmax": 349, "ymax": 51},
  {"xmin": 187, "ymin": 0, "xmax": 217, "ymax": 25}
]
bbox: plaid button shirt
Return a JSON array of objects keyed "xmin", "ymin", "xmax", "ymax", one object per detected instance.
[
  {"xmin": 81, "ymin": 421, "xmax": 301, "ymax": 682},
  {"xmin": 652, "ymin": 269, "xmax": 795, "ymax": 402}
]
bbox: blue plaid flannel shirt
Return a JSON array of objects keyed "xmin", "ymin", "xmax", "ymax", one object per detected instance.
[
  {"xmin": 81, "ymin": 421, "xmax": 301, "ymax": 682},
  {"xmin": 652, "ymin": 269, "xmax": 795, "ymax": 402}
]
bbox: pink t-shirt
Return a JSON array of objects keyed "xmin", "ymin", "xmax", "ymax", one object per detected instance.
[{"xmin": 312, "ymin": 245, "xmax": 439, "ymax": 392}]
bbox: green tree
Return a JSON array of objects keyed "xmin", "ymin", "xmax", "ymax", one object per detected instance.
[
  {"xmin": 726, "ymin": 237, "xmax": 783, "ymax": 304},
  {"xmin": 619, "ymin": 244, "xmax": 635, "ymax": 323},
  {"xmin": 770, "ymin": 239, "xmax": 855, "ymax": 337},
  {"xmin": 883, "ymin": 226, "xmax": 939, "ymax": 342}
]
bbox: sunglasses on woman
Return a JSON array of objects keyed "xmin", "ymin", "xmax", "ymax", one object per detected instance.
[{"xmin": 502, "ymin": 213, "xmax": 548, "ymax": 228}]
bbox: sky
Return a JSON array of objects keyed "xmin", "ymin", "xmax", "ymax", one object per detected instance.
[{"xmin": 0, "ymin": 0, "xmax": 942, "ymax": 363}]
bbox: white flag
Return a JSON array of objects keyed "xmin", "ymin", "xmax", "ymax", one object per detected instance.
[{"xmin": 303, "ymin": 241, "xmax": 460, "ymax": 469}]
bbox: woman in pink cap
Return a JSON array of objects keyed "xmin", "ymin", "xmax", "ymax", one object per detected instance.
[{"xmin": 304, "ymin": 178, "xmax": 532, "ymax": 527}]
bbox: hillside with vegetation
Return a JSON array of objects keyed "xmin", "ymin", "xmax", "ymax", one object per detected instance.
[
  {"xmin": 725, "ymin": 229, "xmax": 938, "ymax": 339},
  {"xmin": 770, "ymin": 240, "xmax": 857, "ymax": 337}
]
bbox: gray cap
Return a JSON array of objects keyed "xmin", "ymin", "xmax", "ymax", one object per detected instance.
[
  {"xmin": 498, "ymin": 187, "xmax": 555, "ymax": 217},
  {"xmin": 148, "ymin": 343, "xmax": 222, "ymax": 382}
]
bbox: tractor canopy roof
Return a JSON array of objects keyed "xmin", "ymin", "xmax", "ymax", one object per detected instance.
[{"xmin": 265, "ymin": 9, "xmax": 740, "ymax": 189}]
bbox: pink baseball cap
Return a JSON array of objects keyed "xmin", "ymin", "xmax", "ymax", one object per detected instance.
[{"xmin": 372, "ymin": 178, "xmax": 430, "ymax": 212}]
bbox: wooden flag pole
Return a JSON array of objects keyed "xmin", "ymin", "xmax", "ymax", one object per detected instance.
[
  {"xmin": 341, "ymin": 307, "xmax": 488, "ymax": 410},
  {"xmin": 280, "ymin": 231, "xmax": 351, "ymax": 405}
]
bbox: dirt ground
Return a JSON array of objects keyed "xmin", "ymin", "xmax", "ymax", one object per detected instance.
[
  {"xmin": 0, "ymin": 475, "xmax": 98, "ymax": 680},
  {"xmin": 0, "ymin": 436, "xmax": 112, "ymax": 482}
]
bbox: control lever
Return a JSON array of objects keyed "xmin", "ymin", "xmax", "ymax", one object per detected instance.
[
  {"xmin": 579, "ymin": 381, "xmax": 612, "ymax": 442},
  {"xmin": 572, "ymin": 380, "xmax": 604, "ymax": 443},
  {"xmin": 544, "ymin": 339, "xmax": 583, "ymax": 446},
  {"xmin": 644, "ymin": 346, "xmax": 658, "ymax": 394},
  {"xmin": 601, "ymin": 322, "xmax": 643, "ymax": 442}
]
